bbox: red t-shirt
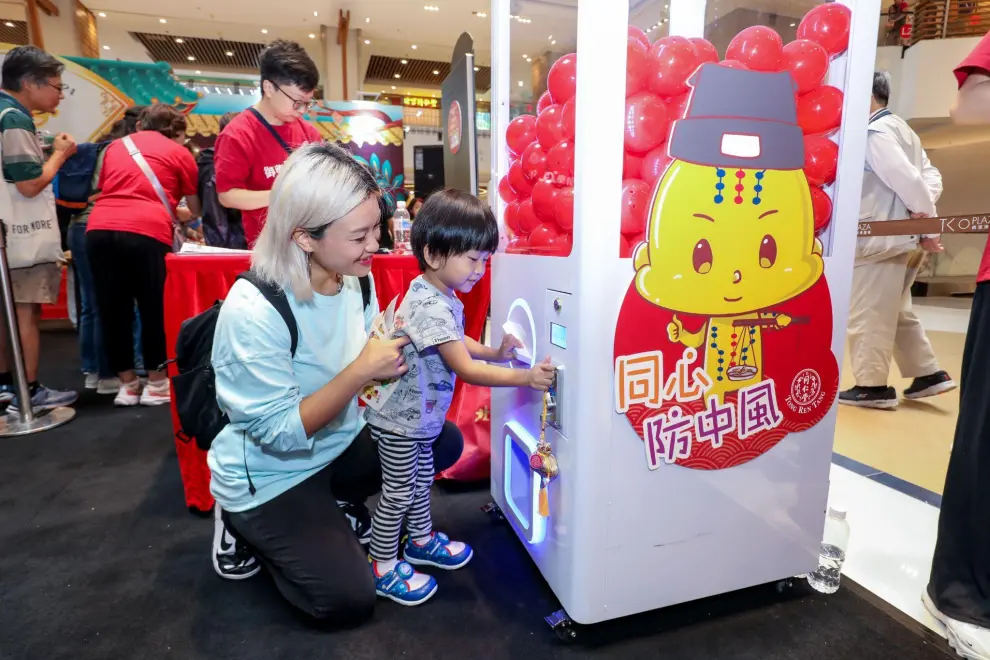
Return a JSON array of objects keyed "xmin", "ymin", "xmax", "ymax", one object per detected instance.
[
  {"xmin": 214, "ymin": 110, "xmax": 321, "ymax": 245},
  {"xmin": 955, "ymin": 33, "xmax": 990, "ymax": 283},
  {"xmin": 88, "ymin": 131, "xmax": 198, "ymax": 246}
]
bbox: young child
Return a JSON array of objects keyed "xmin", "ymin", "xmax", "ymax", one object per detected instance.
[{"xmin": 365, "ymin": 189, "xmax": 556, "ymax": 606}]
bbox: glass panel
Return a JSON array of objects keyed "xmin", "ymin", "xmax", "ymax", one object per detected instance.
[{"xmin": 496, "ymin": 1, "xmax": 578, "ymax": 258}]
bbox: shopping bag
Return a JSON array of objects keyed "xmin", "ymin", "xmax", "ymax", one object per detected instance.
[{"xmin": 438, "ymin": 383, "xmax": 492, "ymax": 482}]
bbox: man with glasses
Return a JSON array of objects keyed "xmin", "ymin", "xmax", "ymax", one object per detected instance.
[
  {"xmin": 0, "ymin": 46, "xmax": 78, "ymax": 412},
  {"xmin": 215, "ymin": 40, "xmax": 321, "ymax": 246}
]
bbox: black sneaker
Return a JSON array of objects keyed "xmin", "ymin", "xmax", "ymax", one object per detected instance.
[
  {"xmin": 338, "ymin": 500, "xmax": 372, "ymax": 546},
  {"xmin": 903, "ymin": 371, "xmax": 957, "ymax": 400},
  {"xmin": 213, "ymin": 507, "xmax": 260, "ymax": 581},
  {"xmin": 838, "ymin": 386, "xmax": 899, "ymax": 410}
]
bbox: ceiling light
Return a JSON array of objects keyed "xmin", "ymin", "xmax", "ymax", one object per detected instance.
[
  {"xmin": 548, "ymin": 35, "xmax": 553, "ymax": 40},
  {"xmin": 431, "ymin": 93, "xmax": 436, "ymax": 98},
  {"xmin": 97, "ymin": 11, "xmax": 106, "ymax": 17},
  {"xmin": 102, "ymin": 45, "xmax": 110, "ymax": 50},
  {"xmin": 391, "ymin": 85, "xmax": 396, "ymax": 90},
  {"xmin": 424, "ymin": 5, "xmax": 440, "ymax": 11},
  {"xmin": 526, "ymin": 57, "xmax": 532, "ymax": 63},
  {"xmin": 226, "ymin": 51, "xmax": 234, "ymax": 56},
  {"xmin": 187, "ymin": 55, "xmax": 195, "ymax": 61},
  {"xmin": 394, "ymin": 73, "xmax": 401, "ymax": 78},
  {"xmin": 175, "ymin": 38, "xmax": 184, "ymax": 43},
  {"xmin": 432, "ymin": 70, "xmax": 439, "ymax": 75},
  {"xmin": 416, "ymin": 110, "xmax": 423, "ymax": 117},
  {"xmin": 4, "ymin": 21, "xmax": 14, "ymax": 27},
  {"xmin": 313, "ymin": 10, "xmax": 318, "ymax": 17},
  {"xmin": 411, "ymin": 44, "xmax": 417, "ymax": 49},
  {"xmin": 401, "ymin": 59, "xmax": 408, "ymax": 64},
  {"xmin": 261, "ymin": 29, "xmax": 268, "ymax": 34},
  {"xmin": 308, "ymin": 34, "xmax": 316, "ymax": 39},
  {"xmin": 790, "ymin": 22, "xmax": 796, "ymax": 27},
  {"xmin": 364, "ymin": 39, "xmax": 371, "ymax": 45},
  {"xmin": 195, "ymin": 70, "xmax": 201, "ymax": 74},
  {"xmin": 475, "ymin": 11, "xmax": 487, "ymax": 18},
  {"xmin": 550, "ymin": 39, "xmax": 556, "ymax": 45},
  {"xmin": 159, "ymin": 18, "xmax": 167, "ymax": 23},
  {"xmin": 474, "ymin": 66, "xmax": 479, "ymax": 72},
  {"xmin": 365, "ymin": 17, "xmax": 371, "ymax": 23},
  {"xmin": 522, "ymin": 54, "xmax": 528, "ymax": 58},
  {"xmin": 518, "ymin": 81, "xmax": 524, "ymax": 87}
]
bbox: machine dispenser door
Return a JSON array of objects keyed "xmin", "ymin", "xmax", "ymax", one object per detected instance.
[{"xmin": 502, "ymin": 420, "xmax": 547, "ymax": 544}]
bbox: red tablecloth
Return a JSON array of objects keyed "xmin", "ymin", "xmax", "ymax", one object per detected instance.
[{"xmin": 164, "ymin": 253, "xmax": 491, "ymax": 512}]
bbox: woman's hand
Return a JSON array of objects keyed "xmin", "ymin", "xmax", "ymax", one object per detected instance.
[
  {"xmin": 526, "ymin": 357, "xmax": 556, "ymax": 392},
  {"xmin": 357, "ymin": 336, "xmax": 411, "ymax": 382}
]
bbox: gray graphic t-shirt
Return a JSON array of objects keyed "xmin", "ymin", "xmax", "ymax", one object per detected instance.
[{"xmin": 365, "ymin": 276, "xmax": 464, "ymax": 439}]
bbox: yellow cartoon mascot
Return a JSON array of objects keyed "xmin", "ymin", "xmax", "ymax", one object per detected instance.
[{"xmin": 634, "ymin": 63, "xmax": 825, "ymax": 401}]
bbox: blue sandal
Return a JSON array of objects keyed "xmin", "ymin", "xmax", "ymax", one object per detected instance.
[
  {"xmin": 403, "ymin": 532, "xmax": 474, "ymax": 570},
  {"xmin": 371, "ymin": 558, "xmax": 437, "ymax": 606}
]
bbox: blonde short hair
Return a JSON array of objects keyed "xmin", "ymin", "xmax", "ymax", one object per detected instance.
[{"xmin": 252, "ymin": 142, "xmax": 380, "ymax": 301}]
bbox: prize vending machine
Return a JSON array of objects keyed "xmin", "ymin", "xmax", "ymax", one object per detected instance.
[{"xmin": 487, "ymin": 0, "xmax": 881, "ymax": 632}]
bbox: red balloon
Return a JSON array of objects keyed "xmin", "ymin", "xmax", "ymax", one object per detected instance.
[
  {"xmin": 810, "ymin": 186, "xmax": 833, "ymax": 234},
  {"xmin": 532, "ymin": 178, "xmax": 560, "ymax": 223},
  {"xmin": 503, "ymin": 200, "xmax": 523, "ymax": 235},
  {"xmin": 517, "ymin": 198, "xmax": 542, "ymax": 234},
  {"xmin": 553, "ymin": 231, "xmax": 574, "ymax": 257},
  {"xmin": 726, "ymin": 26, "xmax": 784, "ymax": 72},
  {"xmin": 797, "ymin": 3, "xmax": 851, "ymax": 58},
  {"xmin": 620, "ymin": 234, "xmax": 635, "ymax": 259},
  {"xmin": 519, "ymin": 142, "xmax": 547, "ymax": 184},
  {"xmin": 690, "ymin": 37, "xmax": 719, "ymax": 65},
  {"xmin": 537, "ymin": 91, "xmax": 554, "ymax": 114},
  {"xmin": 506, "ymin": 234, "xmax": 530, "ymax": 254},
  {"xmin": 804, "ymin": 136, "xmax": 838, "ymax": 186},
  {"xmin": 529, "ymin": 223, "xmax": 562, "ymax": 254},
  {"xmin": 536, "ymin": 105, "xmax": 567, "ymax": 150},
  {"xmin": 620, "ymin": 179, "xmax": 651, "ymax": 236},
  {"xmin": 554, "ymin": 187, "xmax": 574, "ymax": 231},
  {"xmin": 548, "ymin": 53, "xmax": 578, "ymax": 105},
  {"xmin": 628, "ymin": 25, "xmax": 650, "ymax": 50},
  {"xmin": 507, "ymin": 159, "xmax": 534, "ymax": 196},
  {"xmin": 498, "ymin": 176, "xmax": 519, "ymax": 205},
  {"xmin": 546, "ymin": 140, "xmax": 576, "ymax": 183},
  {"xmin": 624, "ymin": 150, "xmax": 645, "ymax": 181},
  {"xmin": 647, "ymin": 36, "xmax": 701, "ymax": 98},
  {"xmin": 666, "ymin": 92, "xmax": 690, "ymax": 121},
  {"xmin": 797, "ymin": 85, "xmax": 843, "ymax": 136},
  {"xmin": 561, "ymin": 98, "xmax": 576, "ymax": 139},
  {"xmin": 505, "ymin": 114, "xmax": 537, "ymax": 157},
  {"xmin": 627, "ymin": 38, "xmax": 650, "ymax": 97},
  {"xmin": 624, "ymin": 92, "xmax": 670, "ymax": 154},
  {"xmin": 641, "ymin": 145, "xmax": 672, "ymax": 185},
  {"xmin": 783, "ymin": 39, "xmax": 829, "ymax": 95},
  {"xmin": 719, "ymin": 59, "xmax": 749, "ymax": 70}
]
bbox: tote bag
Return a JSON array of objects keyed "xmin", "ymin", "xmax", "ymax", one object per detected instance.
[{"xmin": 0, "ymin": 108, "xmax": 65, "ymax": 269}]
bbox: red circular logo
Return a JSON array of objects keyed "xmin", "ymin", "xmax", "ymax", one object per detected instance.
[{"xmin": 448, "ymin": 101, "xmax": 462, "ymax": 155}]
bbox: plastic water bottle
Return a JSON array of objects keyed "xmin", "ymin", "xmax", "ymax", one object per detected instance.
[
  {"xmin": 806, "ymin": 505, "xmax": 851, "ymax": 594},
  {"xmin": 392, "ymin": 201, "xmax": 412, "ymax": 253}
]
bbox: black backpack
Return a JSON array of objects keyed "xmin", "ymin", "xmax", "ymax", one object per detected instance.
[{"xmin": 172, "ymin": 271, "xmax": 372, "ymax": 451}]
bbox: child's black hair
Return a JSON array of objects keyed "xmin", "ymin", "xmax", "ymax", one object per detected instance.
[{"xmin": 411, "ymin": 189, "xmax": 500, "ymax": 271}]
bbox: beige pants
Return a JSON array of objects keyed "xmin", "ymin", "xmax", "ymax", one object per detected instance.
[{"xmin": 847, "ymin": 252, "xmax": 940, "ymax": 387}]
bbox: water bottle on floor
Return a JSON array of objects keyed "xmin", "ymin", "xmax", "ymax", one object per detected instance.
[
  {"xmin": 392, "ymin": 201, "xmax": 412, "ymax": 253},
  {"xmin": 807, "ymin": 505, "xmax": 850, "ymax": 594}
]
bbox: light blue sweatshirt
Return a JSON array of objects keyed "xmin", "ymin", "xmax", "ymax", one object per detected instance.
[{"xmin": 207, "ymin": 274, "xmax": 378, "ymax": 513}]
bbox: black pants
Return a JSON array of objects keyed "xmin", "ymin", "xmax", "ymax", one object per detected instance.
[
  {"xmin": 225, "ymin": 421, "xmax": 463, "ymax": 625},
  {"xmin": 928, "ymin": 281, "xmax": 990, "ymax": 627},
  {"xmin": 86, "ymin": 230, "xmax": 170, "ymax": 374}
]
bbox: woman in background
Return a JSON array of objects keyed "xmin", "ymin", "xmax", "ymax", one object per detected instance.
[{"xmin": 87, "ymin": 104, "xmax": 201, "ymax": 407}]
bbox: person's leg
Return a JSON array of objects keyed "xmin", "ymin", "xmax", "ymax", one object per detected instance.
[
  {"xmin": 225, "ymin": 467, "xmax": 377, "ymax": 625},
  {"xmin": 15, "ymin": 302, "xmax": 40, "ymax": 383},
  {"xmin": 368, "ymin": 428, "xmax": 419, "ymax": 562},
  {"xmin": 926, "ymin": 282, "xmax": 990, "ymax": 644},
  {"xmin": 893, "ymin": 264, "xmax": 958, "ymax": 400},
  {"xmin": 842, "ymin": 257, "xmax": 905, "ymax": 408},
  {"xmin": 67, "ymin": 223, "xmax": 98, "ymax": 377},
  {"xmin": 405, "ymin": 439, "xmax": 435, "ymax": 545},
  {"xmin": 88, "ymin": 231, "xmax": 140, "ymax": 394},
  {"xmin": 128, "ymin": 235, "xmax": 169, "ymax": 398},
  {"xmin": 132, "ymin": 305, "xmax": 145, "ymax": 376}
]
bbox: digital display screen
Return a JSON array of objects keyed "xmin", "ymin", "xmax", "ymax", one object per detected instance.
[{"xmin": 550, "ymin": 323, "xmax": 567, "ymax": 349}]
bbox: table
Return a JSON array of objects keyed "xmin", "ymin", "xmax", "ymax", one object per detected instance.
[{"xmin": 164, "ymin": 252, "xmax": 492, "ymax": 513}]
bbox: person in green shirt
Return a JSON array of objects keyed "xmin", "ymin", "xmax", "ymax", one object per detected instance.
[{"xmin": 0, "ymin": 46, "xmax": 79, "ymax": 413}]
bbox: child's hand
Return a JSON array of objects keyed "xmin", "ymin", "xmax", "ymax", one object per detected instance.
[
  {"xmin": 497, "ymin": 334, "xmax": 524, "ymax": 362},
  {"xmin": 526, "ymin": 357, "xmax": 556, "ymax": 392}
]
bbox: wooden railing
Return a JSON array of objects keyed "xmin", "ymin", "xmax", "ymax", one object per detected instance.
[{"xmin": 910, "ymin": 0, "xmax": 990, "ymax": 45}]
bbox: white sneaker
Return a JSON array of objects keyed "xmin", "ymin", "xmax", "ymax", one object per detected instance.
[
  {"xmin": 97, "ymin": 377, "xmax": 121, "ymax": 395},
  {"xmin": 114, "ymin": 381, "xmax": 142, "ymax": 407},
  {"xmin": 923, "ymin": 589, "xmax": 990, "ymax": 660},
  {"xmin": 139, "ymin": 379, "xmax": 171, "ymax": 406},
  {"xmin": 84, "ymin": 373, "xmax": 99, "ymax": 390}
]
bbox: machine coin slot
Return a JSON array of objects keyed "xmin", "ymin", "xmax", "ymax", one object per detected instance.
[{"xmin": 545, "ymin": 365, "xmax": 564, "ymax": 431}]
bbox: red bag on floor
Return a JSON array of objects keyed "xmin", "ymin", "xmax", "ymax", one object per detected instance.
[{"xmin": 439, "ymin": 383, "xmax": 492, "ymax": 481}]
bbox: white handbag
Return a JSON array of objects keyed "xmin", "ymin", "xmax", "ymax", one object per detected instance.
[{"xmin": 0, "ymin": 107, "xmax": 64, "ymax": 270}]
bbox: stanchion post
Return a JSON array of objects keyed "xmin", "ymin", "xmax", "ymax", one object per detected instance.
[{"xmin": 0, "ymin": 220, "xmax": 74, "ymax": 436}]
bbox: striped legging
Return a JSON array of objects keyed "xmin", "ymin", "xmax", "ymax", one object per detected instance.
[{"xmin": 368, "ymin": 426, "xmax": 436, "ymax": 561}]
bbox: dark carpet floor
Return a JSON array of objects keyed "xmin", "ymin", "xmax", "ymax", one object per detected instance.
[{"xmin": 0, "ymin": 330, "xmax": 955, "ymax": 660}]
